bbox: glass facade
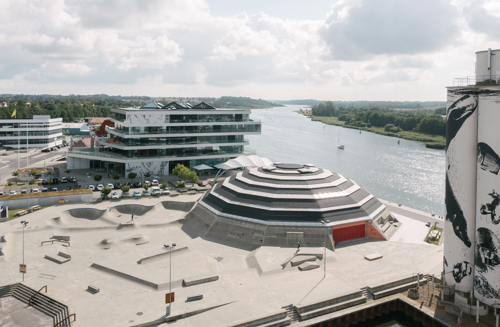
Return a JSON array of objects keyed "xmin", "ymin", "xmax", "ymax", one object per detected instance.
[
  {"xmin": 1, "ymin": 137, "xmax": 60, "ymax": 145},
  {"xmin": 169, "ymin": 113, "xmax": 250, "ymax": 123},
  {"xmin": 103, "ymin": 135, "xmax": 247, "ymax": 147},
  {"xmin": 109, "ymin": 124, "xmax": 261, "ymax": 135},
  {"xmin": 0, "ymin": 129, "xmax": 62, "ymax": 137}
]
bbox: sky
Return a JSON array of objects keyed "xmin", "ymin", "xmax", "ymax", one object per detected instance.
[{"xmin": 1, "ymin": 0, "xmax": 499, "ymax": 101}]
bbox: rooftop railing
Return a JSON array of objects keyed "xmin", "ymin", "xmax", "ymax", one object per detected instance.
[{"xmin": 453, "ymin": 74, "xmax": 500, "ymax": 87}]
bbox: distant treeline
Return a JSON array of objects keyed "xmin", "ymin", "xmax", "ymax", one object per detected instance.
[
  {"xmin": 276, "ymin": 99, "xmax": 446, "ymax": 109},
  {"xmin": 311, "ymin": 101, "xmax": 446, "ymax": 136},
  {"xmin": 0, "ymin": 94, "xmax": 281, "ymax": 121}
]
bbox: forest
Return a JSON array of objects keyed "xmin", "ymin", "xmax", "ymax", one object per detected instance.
[
  {"xmin": 0, "ymin": 94, "xmax": 280, "ymax": 121},
  {"xmin": 311, "ymin": 101, "xmax": 446, "ymax": 136}
]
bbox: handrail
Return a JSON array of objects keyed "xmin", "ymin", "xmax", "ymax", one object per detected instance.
[
  {"xmin": 41, "ymin": 240, "xmax": 70, "ymax": 247},
  {"xmin": 28, "ymin": 285, "xmax": 47, "ymax": 306},
  {"xmin": 53, "ymin": 313, "xmax": 76, "ymax": 327}
]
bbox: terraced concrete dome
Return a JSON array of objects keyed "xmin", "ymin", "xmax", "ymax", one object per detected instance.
[{"xmin": 200, "ymin": 164, "xmax": 386, "ymax": 224}]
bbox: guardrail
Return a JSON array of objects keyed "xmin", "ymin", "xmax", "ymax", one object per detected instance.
[
  {"xmin": 28, "ymin": 285, "xmax": 47, "ymax": 306},
  {"xmin": 453, "ymin": 74, "xmax": 500, "ymax": 87},
  {"xmin": 53, "ymin": 313, "xmax": 76, "ymax": 327}
]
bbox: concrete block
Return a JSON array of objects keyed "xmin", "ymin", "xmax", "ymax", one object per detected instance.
[
  {"xmin": 290, "ymin": 255, "xmax": 317, "ymax": 267},
  {"xmin": 298, "ymin": 263, "xmax": 320, "ymax": 271},
  {"xmin": 364, "ymin": 253, "xmax": 383, "ymax": 261},
  {"xmin": 186, "ymin": 294, "xmax": 203, "ymax": 302},
  {"xmin": 51, "ymin": 235, "xmax": 70, "ymax": 242},
  {"xmin": 183, "ymin": 274, "xmax": 219, "ymax": 287}
]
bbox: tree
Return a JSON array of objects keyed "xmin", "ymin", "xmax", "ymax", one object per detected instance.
[
  {"xmin": 172, "ymin": 164, "xmax": 198, "ymax": 182},
  {"xmin": 121, "ymin": 185, "xmax": 130, "ymax": 193},
  {"xmin": 101, "ymin": 187, "xmax": 112, "ymax": 199},
  {"xmin": 384, "ymin": 124, "xmax": 400, "ymax": 133},
  {"xmin": 160, "ymin": 182, "xmax": 168, "ymax": 190},
  {"xmin": 128, "ymin": 172, "xmax": 137, "ymax": 180},
  {"xmin": 94, "ymin": 174, "xmax": 103, "ymax": 182},
  {"xmin": 7, "ymin": 181, "xmax": 13, "ymax": 188},
  {"xmin": 143, "ymin": 184, "xmax": 150, "ymax": 191},
  {"xmin": 12, "ymin": 171, "xmax": 19, "ymax": 177},
  {"xmin": 144, "ymin": 172, "xmax": 152, "ymax": 178},
  {"xmin": 112, "ymin": 174, "xmax": 120, "ymax": 181}
]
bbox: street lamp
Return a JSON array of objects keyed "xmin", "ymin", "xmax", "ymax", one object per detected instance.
[
  {"xmin": 164, "ymin": 243, "xmax": 176, "ymax": 316},
  {"xmin": 321, "ymin": 219, "xmax": 330, "ymax": 278},
  {"xmin": 20, "ymin": 220, "xmax": 28, "ymax": 281}
]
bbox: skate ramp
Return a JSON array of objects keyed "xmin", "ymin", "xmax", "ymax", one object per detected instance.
[
  {"xmin": 50, "ymin": 208, "xmax": 115, "ymax": 227},
  {"xmin": 110, "ymin": 204, "xmax": 155, "ymax": 216},
  {"xmin": 161, "ymin": 201, "xmax": 196, "ymax": 212}
]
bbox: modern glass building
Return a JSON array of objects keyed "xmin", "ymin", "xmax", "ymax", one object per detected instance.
[
  {"xmin": 0, "ymin": 115, "xmax": 63, "ymax": 149},
  {"xmin": 67, "ymin": 102, "xmax": 261, "ymax": 176}
]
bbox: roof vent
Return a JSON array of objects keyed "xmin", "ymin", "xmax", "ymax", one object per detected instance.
[
  {"xmin": 298, "ymin": 168, "xmax": 313, "ymax": 174},
  {"xmin": 263, "ymin": 166, "xmax": 276, "ymax": 171},
  {"xmin": 304, "ymin": 164, "xmax": 315, "ymax": 167}
]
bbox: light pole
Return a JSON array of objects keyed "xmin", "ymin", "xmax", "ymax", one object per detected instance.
[
  {"xmin": 321, "ymin": 219, "xmax": 330, "ymax": 278},
  {"xmin": 164, "ymin": 243, "xmax": 176, "ymax": 316},
  {"xmin": 20, "ymin": 220, "xmax": 28, "ymax": 281}
]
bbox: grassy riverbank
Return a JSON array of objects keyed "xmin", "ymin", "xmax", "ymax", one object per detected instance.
[{"xmin": 300, "ymin": 112, "xmax": 446, "ymax": 149}]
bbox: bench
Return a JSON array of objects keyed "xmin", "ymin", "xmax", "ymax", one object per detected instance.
[
  {"xmin": 87, "ymin": 285, "xmax": 100, "ymax": 294},
  {"xmin": 15, "ymin": 210, "xmax": 28, "ymax": 216},
  {"xmin": 29, "ymin": 205, "xmax": 42, "ymax": 211},
  {"xmin": 183, "ymin": 274, "xmax": 219, "ymax": 287}
]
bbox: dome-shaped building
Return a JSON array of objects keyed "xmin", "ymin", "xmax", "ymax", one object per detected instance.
[{"xmin": 183, "ymin": 163, "xmax": 400, "ymax": 249}]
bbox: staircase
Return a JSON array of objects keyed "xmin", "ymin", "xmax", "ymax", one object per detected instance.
[
  {"xmin": 361, "ymin": 286, "xmax": 374, "ymax": 301},
  {"xmin": 0, "ymin": 283, "xmax": 72, "ymax": 326},
  {"xmin": 284, "ymin": 304, "xmax": 300, "ymax": 322}
]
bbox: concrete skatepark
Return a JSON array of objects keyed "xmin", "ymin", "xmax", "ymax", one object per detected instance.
[{"xmin": 0, "ymin": 166, "xmax": 446, "ymax": 327}]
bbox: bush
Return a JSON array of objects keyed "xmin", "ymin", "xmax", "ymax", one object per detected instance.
[
  {"xmin": 144, "ymin": 172, "xmax": 152, "ymax": 178},
  {"xmin": 112, "ymin": 174, "xmax": 120, "ymax": 180},
  {"xmin": 121, "ymin": 185, "xmax": 130, "ymax": 192},
  {"xmin": 94, "ymin": 174, "xmax": 103, "ymax": 182},
  {"xmin": 101, "ymin": 187, "xmax": 112, "ymax": 199},
  {"xmin": 160, "ymin": 182, "xmax": 168, "ymax": 190},
  {"xmin": 196, "ymin": 180, "xmax": 204, "ymax": 186},
  {"xmin": 172, "ymin": 164, "xmax": 198, "ymax": 182},
  {"xmin": 177, "ymin": 181, "xmax": 185, "ymax": 188},
  {"xmin": 128, "ymin": 172, "xmax": 137, "ymax": 180},
  {"xmin": 12, "ymin": 171, "xmax": 19, "ymax": 176},
  {"xmin": 143, "ymin": 184, "xmax": 149, "ymax": 191},
  {"xmin": 384, "ymin": 124, "xmax": 400, "ymax": 133},
  {"xmin": 7, "ymin": 181, "xmax": 13, "ymax": 187}
]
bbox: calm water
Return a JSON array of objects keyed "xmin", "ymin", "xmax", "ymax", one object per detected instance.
[{"xmin": 246, "ymin": 105, "xmax": 446, "ymax": 216}]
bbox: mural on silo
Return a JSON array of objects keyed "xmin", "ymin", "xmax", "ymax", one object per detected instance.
[
  {"xmin": 475, "ymin": 88, "xmax": 500, "ymax": 307},
  {"xmin": 444, "ymin": 89, "xmax": 478, "ymax": 291}
]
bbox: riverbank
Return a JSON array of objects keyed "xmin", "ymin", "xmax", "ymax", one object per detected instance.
[{"xmin": 298, "ymin": 111, "xmax": 445, "ymax": 150}]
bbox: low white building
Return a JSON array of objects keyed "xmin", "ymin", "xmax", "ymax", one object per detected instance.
[{"xmin": 0, "ymin": 115, "xmax": 63, "ymax": 149}]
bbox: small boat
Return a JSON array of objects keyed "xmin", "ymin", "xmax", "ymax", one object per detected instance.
[{"xmin": 337, "ymin": 127, "xmax": 345, "ymax": 150}]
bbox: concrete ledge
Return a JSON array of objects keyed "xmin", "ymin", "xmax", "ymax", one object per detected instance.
[
  {"xmin": 370, "ymin": 276, "xmax": 427, "ymax": 299},
  {"xmin": 298, "ymin": 296, "xmax": 367, "ymax": 321},
  {"xmin": 44, "ymin": 252, "xmax": 71, "ymax": 264},
  {"xmin": 298, "ymin": 263, "xmax": 320, "ymax": 271},
  {"xmin": 183, "ymin": 274, "xmax": 219, "ymax": 287},
  {"xmin": 296, "ymin": 290, "xmax": 364, "ymax": 314},
  {"xmin": 290, "ymin": 255, "xmax": 317, "ymax": 267},
  {"xmin": 220, "ymin": 310, "xmax": 289, "ymax": 327},
  {"xmin": 364, "ymin": 253, "xmax": 383, "ymax": 261},
  {"xmin": 138, "ymin": 246, "xmax": 188, "ymax": 264}
]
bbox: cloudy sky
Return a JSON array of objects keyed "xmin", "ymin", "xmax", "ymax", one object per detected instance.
[{"xmin": 1, "ymin": 0, "xmax": 498, "ymax": 101}]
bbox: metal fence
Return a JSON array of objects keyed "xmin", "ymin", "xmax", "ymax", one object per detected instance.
[{"xmin": 453, "ymin": 74, "xmax": 500, "ymax": 87}]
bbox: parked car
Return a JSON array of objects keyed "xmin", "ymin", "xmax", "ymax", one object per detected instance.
[
  {"xmin": 88, "ymin": 185, "xmax": 95, "ymax": 191},
  {"xmin": 61, "ymin": 177, "xmax": 68, "ymax": 183},
  {"xmin": 151, "ymin": 180, "xmax": 159, "ymax": 186},
  {"xmin": 32, "ymin": 188, "xmax": 40, "ymax": 193},
  {"xmin": 150, "ymin": 186, "xmax": 161, "ymax": 196},
  {"xmin": 133, "ymin": 190, "xmax": 141, "ymax": 198},
  {"xmin": 161, "ymin": 188, "xmax": 170, "ymax": 195},
  {"xmin": 111, "ymin": 192, "xmax": 119, "ymax": 199},
  {"xmin": 41, "ymin": 148, "xmax": 51, "ymax": 152},
  {"xmin": 106, "ymin": 183, "xmax": 114, "ymax": 189},
  {"xmin": 114, "ymin": 182, "xmax": 122, "ymax": 189},
  {"xmin": 52, "ymin": 178, "xmax": 59, "ymax": 184},
  {"xmin": 97, "ymin": 184, "xmax": 104, "ymax": 191},
  {"xmin": 142, "ymin": 189, "xmax": 150, "ymax": 196},
  {"xmin": 70, "ymin": 176, "xmax": 77, "ymax": 182},
  {"xmin": 42, "ymin": 187, "xmax": 48, "ymax": 193},
  {"xmin": 121, "ymin": 191, "xmax": 130, "ymax": 198},
  {"xmin": 51, "ymin": 147, "xmax": 57, "ymax": 151},
  {"xmin": 125, "ymin": 182, "xmax": 132, "ymax": 187},
  {"xmin": 0, "ymin": 191, "xmax": 4, "ymax": 196},
  {"xmin": 41, "ymin": 179, "xmax": 48, "ymax": 185},
  {"xmin": 144, "ymin": 181, "xmax": 151, "ymax": 186},
  {"xmin": 21, "ymin": 190, "xmax": 28, "ymax": 194},
  {"xmin": 9, "ymin": 190, "xmax": 17, "ymax": 195},
  {"xmin": 52, "ymin": 187, "xmax": 58, "ymax": 192},
  {"xmin": 132, "ymin": 182, "xmax": 142, "ymax": 188}
]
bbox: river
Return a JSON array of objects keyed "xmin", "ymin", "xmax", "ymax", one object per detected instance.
[{"xmin": 246, "ymin": 105, "xmax": 446, "ymax": 216}]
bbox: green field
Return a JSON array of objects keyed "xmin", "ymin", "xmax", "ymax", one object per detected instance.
[{"xmin": 303, "ymin": 114, "xmax": 446, "ymax": 149}]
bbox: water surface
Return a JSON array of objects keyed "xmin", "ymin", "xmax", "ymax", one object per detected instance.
[{"xmin": 246, "ymin": 105, "xmax": 446, "ymax": 216}]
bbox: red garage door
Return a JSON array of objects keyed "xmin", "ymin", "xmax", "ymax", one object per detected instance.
[{"xmin": 332, "ymin": 224, "xmax": 366, "ymax": 243}]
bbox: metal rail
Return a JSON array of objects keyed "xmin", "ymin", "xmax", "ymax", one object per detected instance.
[
  {"xmin": 28, "ymin": 285, "xmax": 47, "ymax": 306},
  {"xmin": 41, "ymin": 240, "xmax": 70, "ymax": 247},
  {"xmin": 53, "ymin": 313, "xmax": 76, "ymax": 327}
]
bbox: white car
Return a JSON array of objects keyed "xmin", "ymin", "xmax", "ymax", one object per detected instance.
[
  {"xmin": 107, "ymin": 183, "xmax": 114, "ymax": 189},
  {"xmin": 9, "ymin": 190, "xmax": 17, "ymax": 195},
  {"xmin": 97, "ymin": 184, "xmax": 104, "ymax": 191},
  {"xmin": 32, "ymin": 188, "xmax": 40, "ymax": 193},
  {"xmin": 89, "ymin": 185, "xmax": 95, "ymax": 191},
  {"xmin": 144, "ymin": 181, "xmax": 151, "ymax": 186},
  {"xmin": 150, "ymin": 186, "xmax": 161, "ymax": 196},
  {"xmin": 111, "ymin": 192, "xmax": 119, "ymax": 199},
  {"xmin": 151, "ymin": 179, "xmax": 159, "ymax": 186},
  {"xmin": 161, "ymin": 188, "xmax": 170, "ymax": 195}
]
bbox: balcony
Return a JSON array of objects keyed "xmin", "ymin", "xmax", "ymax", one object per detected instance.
[
  {"xmin": 69, "ymin": 148, "xmax": 255, "ymax": 161},
  {"xmin": 100, "ymin": 137, "xmax": 249, "ymax": 147},
  {"xmin": 107, "ymin": 124, "xmax": 261, "ymax": 136},
  {"xmin": 453, "ymin": 74, "xmax": 500, "ymax": 87}
]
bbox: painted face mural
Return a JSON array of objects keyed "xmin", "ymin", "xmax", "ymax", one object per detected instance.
[
  {"xmin": 475, "ymin": 227, "xmax": 500, "ymax": 273},
  {"xmin": 477, "ymin": 143, "xmax": 500, "ymax": 175},
  {"xmin": 480, "ymin": 190, "xmax": 500, "ymax": 225},
  {"xmin": 475, "ymin": 273, "xmax": 500, "ymax": 301},
  {"xmin": 452, "ymin": 261, "xmax": 472, "ymax": 283},
  {"xmin": 446, "ymin": 94, "xmax": 478, "ymax": 147}
]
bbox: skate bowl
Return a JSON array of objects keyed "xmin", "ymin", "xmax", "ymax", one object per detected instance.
[
  {"xmin": 161, "ymin": 201, "xmax": 197, "ymax": 212},
  {"xmin": 109, "ymin": 204, "xmax": 155, "ymax": 216},
  {"xmin": 49, "ymin": 208, "xmax": 116, "ymax": 227}
]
